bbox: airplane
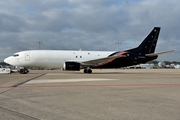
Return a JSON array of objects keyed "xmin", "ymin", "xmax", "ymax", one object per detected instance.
[{"xmin": 4, "ymin": 27, "xmax": 173, "ymax": 74}]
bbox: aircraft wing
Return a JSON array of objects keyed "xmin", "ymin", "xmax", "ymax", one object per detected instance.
[
  {"xmin": 80, "ymin": 51, "xmax": 128, "ymax": 67},
  {"xmin": 81, "ymin": 55, "xmax": 121, "ymax": 66},
  {"xmin": 146, "ymin": 50, "xmax": 174, "ymax": 57}
]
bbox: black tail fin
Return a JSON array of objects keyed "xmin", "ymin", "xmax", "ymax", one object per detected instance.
[{"xmin": 127, "ymin": 27, "xmax": 161, "ymax": 54}]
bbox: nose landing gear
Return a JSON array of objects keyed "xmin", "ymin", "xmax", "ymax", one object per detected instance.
[{"xmin": 19, "ymin": 68, "xmax": 29, "ymax": 74}]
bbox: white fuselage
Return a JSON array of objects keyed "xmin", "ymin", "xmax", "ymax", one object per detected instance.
[{"xmin": 4, "ymin": 50, "xmax": 115, "ymax": 68}]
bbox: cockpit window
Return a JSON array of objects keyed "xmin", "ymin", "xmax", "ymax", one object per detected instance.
[{"xmin": 13, "ymin": 54, "xmax": 19, "ymax": 57}]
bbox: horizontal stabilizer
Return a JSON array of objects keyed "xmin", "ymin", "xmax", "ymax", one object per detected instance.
[{"xmin": 146, "ymin": 50, "xmax": 174, "ymax": 57}]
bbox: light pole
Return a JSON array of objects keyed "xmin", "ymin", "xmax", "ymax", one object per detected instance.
[
  {"xmin": 115, "ymin": 42, "xmax": 120, "ymax": 51},
  {"xmin": 37, "ymin": 42, "xmax": 43, "ymax": 50}
]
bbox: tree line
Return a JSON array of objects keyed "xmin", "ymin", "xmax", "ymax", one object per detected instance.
[{"xmin": 148, "ymin": 60, "xmax": 180, "ymax": 65}]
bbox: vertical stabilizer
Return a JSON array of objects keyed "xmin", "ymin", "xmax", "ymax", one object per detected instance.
[{"xmin": 128, "ymin": 27, "xmax": 161, "ymax": 54}]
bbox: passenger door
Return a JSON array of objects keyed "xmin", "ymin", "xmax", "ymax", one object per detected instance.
[{"xmin": 25, "ymin": 52, "xmax": 30, "ymax": 61}]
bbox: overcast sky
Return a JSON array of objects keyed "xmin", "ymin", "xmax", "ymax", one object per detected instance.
[{"xmin": 0, "ymin": 0, "xmax": 180, "ymax": 61}]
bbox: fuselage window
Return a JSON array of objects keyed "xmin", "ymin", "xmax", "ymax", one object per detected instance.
[{"xmin": 13, "ymin": 54, "xmax": 19, "ymax": 57}]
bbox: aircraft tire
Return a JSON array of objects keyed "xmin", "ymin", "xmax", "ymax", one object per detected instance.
[
  {"xmin": 88, "ymin": 69, "xmax": 92, "ymax": 74},
  {"xmin": 19, "ymin": 69, "xmax": 29, "ymax": 74},
  {"xmin": 20, "ymin": 69, "xmax": 25, "ymax": 74},
  {"xmin": 24, "ymin": 69, "xmax": 29, "ymax": 74},
  {"xmin": 84, "ymin": 69, "xmax": 88, "ymax": 73},
  {"xmin": 84, "ymin": 68, "xmax": 92, "ymax": 74}
]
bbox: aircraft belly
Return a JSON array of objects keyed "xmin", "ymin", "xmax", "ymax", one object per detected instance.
[
  {"xmin": 92, "ymin": 58, "xmax": 132, "ymax": 68},
  {"xmin": 92, "ymin": 56, "xmax": 158, "ymax": 69}
]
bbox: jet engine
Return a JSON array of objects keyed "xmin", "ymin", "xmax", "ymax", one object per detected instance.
[{"xmin": 63, "ymin": 62, "xmax": 81, "ymax": 71}]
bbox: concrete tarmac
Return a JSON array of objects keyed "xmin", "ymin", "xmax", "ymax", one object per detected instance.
[{"xmin": 0, "ymin": 69, "xmax": 180, "ymax": 120}]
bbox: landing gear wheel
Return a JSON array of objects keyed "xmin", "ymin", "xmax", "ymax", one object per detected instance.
[
  {"xmin": 83, "ymin": 68, "xmax": 92, "ymax": 74},
  {"xmin": 19, "ymin": 68, "xmax": 29, "ymax": 74},
  {"xmin": 84, "ymin": 69, "xmax": 88, "ymax": 73},
  {"xmin": 87, "ymin": 69, "xmax": 92, "ymax": 74},
  {"xmin": 24, "ymin": 69, "xmax": 29, "ymax": 74},
  {"xmin": 20, "ymin": 69, "xmax": 24, "ymax": 74}
]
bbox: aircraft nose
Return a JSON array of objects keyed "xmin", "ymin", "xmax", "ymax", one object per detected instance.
[
  {"xmin": 4, "ymin": 57, "xmax": 11, "ymax": 65},
  {"xmin": 4, "ymin": 57, "xmax": 9, "ymax": 63}
]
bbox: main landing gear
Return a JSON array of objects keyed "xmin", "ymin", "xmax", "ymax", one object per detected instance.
[{"xmin": 84, "ymin": 68, "xmax": 92, "ymax": 74}]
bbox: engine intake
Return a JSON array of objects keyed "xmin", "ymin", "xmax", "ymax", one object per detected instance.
[{"xmin": 63, "ymin": 62, "xmax": 81, "ymax": 71}]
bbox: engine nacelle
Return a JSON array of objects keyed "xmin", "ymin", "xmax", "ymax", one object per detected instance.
[{"xmin": 63, "ymin": 62, "xmax": 81, "ymax": 71}]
